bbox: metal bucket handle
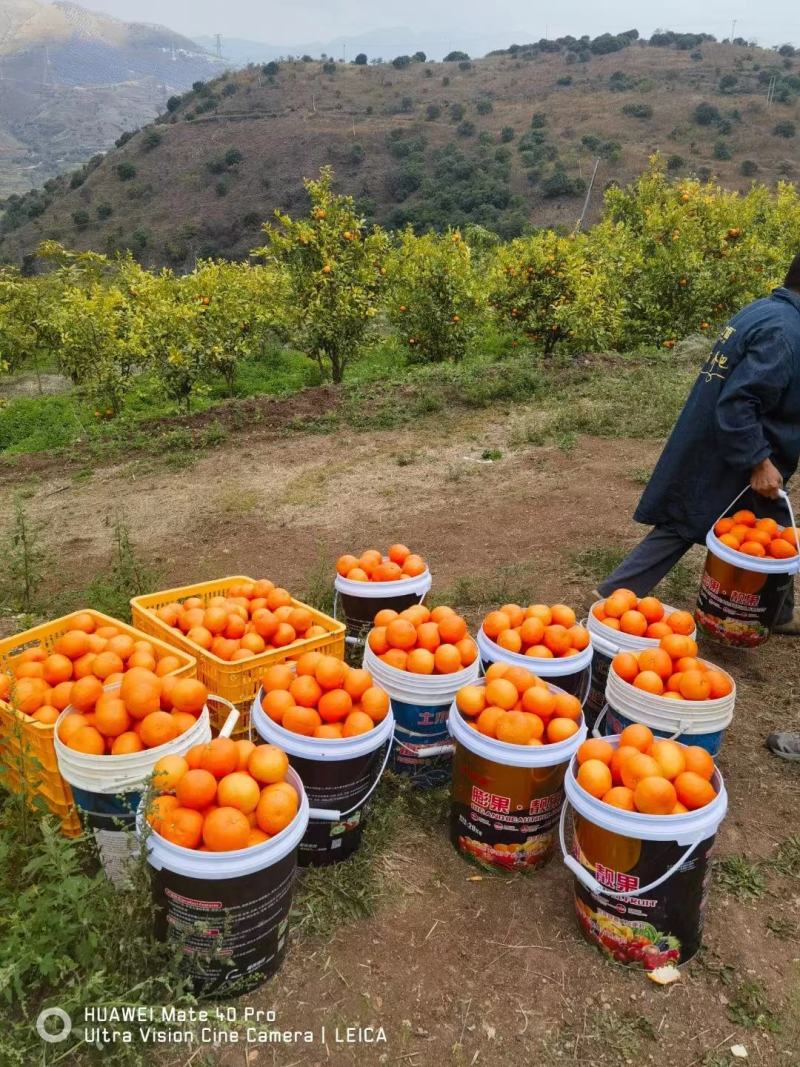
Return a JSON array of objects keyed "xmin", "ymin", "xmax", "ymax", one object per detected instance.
[
  {"xmin": 558, "ymin": 797, "xmax": 702, "ymax": 899},
  {"xmin": 712, "ymin": 486, "xmax": 798, "ymax": 540}
]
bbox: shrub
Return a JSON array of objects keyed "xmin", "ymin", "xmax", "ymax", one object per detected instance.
[
  {"xmin": 322, "ymin": 61, "xmax": 336, "ymax": 74},
  {"xmin": 263, "ymin": 61, "xmax": 280, "ymax": 76},
  {"xmin": 225, "ymin": 148, "xmax": 244, "ymax": 166},
  {"xmin": 713, "ymin": 140, "xmax": 732, "ymax": 160},
  {"xmin": 166, "ymin": 94, "xmax": 182, "ymax": 111},
  {"xmin": 426, "ymin": 103, "xmax": 442, "ymax": 120},
  {"xmin": 541, "ymin": 167, "xmax": 586, "ymax": 198},
  {"xmin": 348, "ymin": 142, "xmax": 366, "ymax": 164},
  {"xmin": 413, "ymin": 51, "xmax": 426, "ymax": 62},
  {"xmin": 400, "ymin": 96, "xmax": 414, "ymax": 113},
  {"xmin": 142, "ymin": 130, "xmax": 162, "ymax": 150},
  {"xmin": 444, "ymin": 51, "xmax": 470, "ymax": 61},
  {"xmin": 719, "ymin": 73, "xmax": 738, "ymax": 92},
  {"xmin": 386, "ymin": 229, "xmax": 484, "ymax": 362},
  {"xmin": 222, "ymin": 81, "xmax": 238, "ymax": 96},
  {"xmin": 531, "ymin": 112, "xmax": 547, "ymax": 128},
  {"xmin": 609, "ymin": 70, "xmax": 635, "ymax": 91},
  {"xmin": 216, "ymin": 179, "xmax": 229, "ymax": 196},
  {"xmin": 71, "ymin": 210, "xmax": 90, "ymax": 230},
  {"xmin": 69, "ymin": 170, "xmax": 85, "ymax": 189},
  {"xmin": 354, "ymin": 53, "xmax": 368, "ymax": 65},
  {"xmin": 773, "ymin": 120, "xmax": 796, "ymax": 138},
  {"xmin": 115, "ymin": 130, "xmax": 136, "ymax": 148},
  {"xmin": 557, "ymin": 75, "xmax": 573, "ymax": 86},
  {"xmin": 622, "ymin": 102, "xmax": 653, "ymax": 119},
  {"xmin": 476, "ymin": 99, "xmax": 493, "ymax": 114},
  {"xmin": 450, "ymin": 103, "xmax": 465, "ymax": 122},
  {"xmin": 667, "ymin": 154, "xmax": 685, "ymax": 171},
  {"xmin": 96, "ymin": 203, "xmax": 113, "ymax": 219},
  {"xmin": 457, "ymin": 120, "xmax": 476, "ymax": 137},
  {"xmin": 694, "ymin": 101, "xmax": 721, "ymax": 126},
  {"xmin": 740, "ymin": 159, "xmax": 759, "ymax": 176},
  {"xmin": 501, "ymin": 126, "xmax": 515, "ymax": 142},
  {"xmin": 116, "ymin": 162, "xmax": 136, "ymax": 181},
  {"xmin": 459, "ymin": 61, "xmax": 472, "ymax": 71},
  {"xmin": 392, "ymin": 55, "xmax": 411, "ymax": 69}
]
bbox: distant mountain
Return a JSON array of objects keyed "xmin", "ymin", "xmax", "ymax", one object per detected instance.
[
  {"xmin": 0, "ymin": 0, "xmax": 223, "ymax": 196},
  {"xmin": 196, "ymin": 27, "xmax": 536, "ymax": 65}
]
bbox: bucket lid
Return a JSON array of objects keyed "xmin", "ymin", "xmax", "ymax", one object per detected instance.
[
  {"xmin": 605, "ymin": 661, "xmax": 736, "ymax": 734},
  {"xmin": 477, "ymin": 627, "xmax": 593, "ymax": 676},
  {"xmin": 138, "ymin": 767, "xmax": 310, "ymax": 879},
  {"xmin": 706, "ymin": 529, "xmax": 800, "ymax": 575},
  {"xmin": 363, "ymin": 643, "xmax": 481, "ymax": 705},
  {"xmin": 251, "ymin": 689, "xmax": 394, "ymax": 760},
  {"xmin": 334, "ymin": 569, "xmax": 432, "ymax": 599},
  {"xmin": 54, "ymin": 700, "xmax": 212, "ymax": 794},
  {"xmin": 564, "ymin": 733, "xmax": 728, "ymax": 844},
  {"xmin": 587, "ymin": 600, "xmax": 697, "ymax": 657},
  {"xmin": 448, "ymin": 701, "xmax": 586, "ymax": 768}
]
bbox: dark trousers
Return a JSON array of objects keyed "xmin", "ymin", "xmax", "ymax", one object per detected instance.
[{"xmin": 598, "ymin": 526, "xmax": 795, "ymax": 624}]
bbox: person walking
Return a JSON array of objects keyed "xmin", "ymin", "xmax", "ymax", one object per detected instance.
[{"xmin": 596, "ymin": 255, "xmax": 800, "ymax": 759}]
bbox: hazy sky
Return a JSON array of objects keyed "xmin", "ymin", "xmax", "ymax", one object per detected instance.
[{"xmin": 85, "ymin": 0, "xmax": 797, "ymax": 49}]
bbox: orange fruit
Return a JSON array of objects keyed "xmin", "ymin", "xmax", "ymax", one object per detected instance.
[
  {"xmin": 406, "ymin": 648, "xmax": 435, "ymax": 674},
  {"xmin": 457, "ymin": 639, "xmax": 478, "ymax": 666},
  {"xmin": 256, "ymin": 783, "xmax": 298, "ymax": 835},
  {"xmin": 152, "ymin": 754, "xmax": 189, "ymax": 792},
  {"xmin": 527, "ymin": 604, "xmax": 553, "ymax": 626},
  {"xmin": 496, "ymin": 629, "xmax": 522, "ymax": 653},
  {"xmin": 203, "ymin": 805, "xmax": 251, "ymax": 851},
  {"xmin": 199, "ymin": 737, "xmax": 239, "ymax": 778},
  {"xmin": 32, "ymin": 705, "xmax": 59, "ymax": 725},
  {"xmin": 147, "ymin": 794, "xmax": 180, "ymax": 832},
  {"xmin": 160, "ymin": 806, "xmax": 204, "ymax": 849},
  {"xmin": 50, "ymin": 680, "xmax": 74, "ymax": 710},
  {"xmin": 66, "ymin": 725, "xmax": 105, "ymax": 755},
  {"xmin": 361, "ymin": 687, "xmax": 390, "ymax": 723},
  {"xmin": 666, "ymin": 610, "xmax": 695, "ymax": 636},
  {"xmin": 290, "ymin": 674, "xmax": 322, "ymax": 708},
  {"xmin": 56, "ymin": 630, "xmax": 90, "ymax": 660},
  {"xmin": 70, "ymin": 675, "xmax": 104, "ymax": 712},
  {"xmin": 171, "ymin": 711, "xmax": 197, "ymax": 735},
  {"xmin": 381, "ymin": 649, "xmax": 408, "ymax": 670},
  {"xmin": 621, "ymin": 752, "xmax": 660, "ymax": 790},
  {"xmin": 543, "ymin": 625, "xmax": 572, "ymax": 657},
  {"xmin": 72, "ymin": 652, "xmax": 97, "ymax": 679},
  {"xmin": 343, "ymin": 668, "xmax": 372, "ymax": 701},
  {"xmin": 521, "ymin": 685, "xmax": 557, "ymax": 721},
  {"xmin": 234, "ymin": 739, "xmax": 256, "ymax": 771},
  {"xmin": 577, "ymin": 759, "xmax": 613, "ymax": 798},
  {"xmin": 659, "ymin": 634, "xmax": 692, "ymax": 660},
  {"xmin": 59, "ymin": 712, "xmax": 90, "ymax": 742},
  {"xmin": 638, "ymin": 648, "xmax": 673, "ymax": 680},
  {"xmin": 18, "ymin": 647, "xmax": 47, "ymax": 664},
  {"xmin": 602, "ymin": 786, "xmax": 636, "ymax": 811},
  {"xmin": 386, "ymin": 619, "xmax": 417, "ymax": 651},
  {"xmin": 732, "ymin": 509, "xmax": 757, "ymax": 527},
  {"xmin": 619, "ymin": 610, "xmax": 648, "ymax": 637},
  {"xmin": 577, "ymin": 738, "xmax": 613, "ymax": 766},
  {"xmin": 634, "ymin": 776, "xmax": 677, "ymax": 815},
  {"xmin": 262, "ymin": 664, "xmax": 294, "ymax": 692},
  {"xmin": 94, "ymin": 697, "xmax": 131, "ymax": 738},
  {"xmin": 612, "ymin": 652, "xmax": 639, "ymax": 683},
  {"xmin": 520, "ymin": 616, "xmax": 545, "ymax": 647},
  {"xmin": 176, "ymin": 769, "xmax": 218, "ymax": 810},
  {"xmin": 547, "ymin": 717, "xmax": 579, "ymax": 743},
  {"xmin": 318, "ymin": 688, "xmax": 353, "ymax": 722},
  {"xmin": 438, "ymin": 614, "xmax": 468, "ymax": 644},
  {"xmin": 139, "ymin": 711, "xmax": 179, "ymax": 749},
  {"xmin": 679, "ymin": 670, "xmax": 711, "ymax": 701},
  {"xmin": 248, "ymin": 744, "xmax": 289, "ymax": 784},
  {"xmin": 649, "ymin": 739, "xmax": 686, "ymax": 780},
  {"xmin": 314, "ymin": 724, "xmax": 344, "ymax": 739},
  {"xmin": 120, "ymin": 668, "xmax": 161, "ymax": 719},
  {"xmin": 484, "ymin": 611, "xmax": 511, "ymax": 640},
  {"xmin": 496, "ymin": 710, "xmax": 535, "ymax": 745},
  {"xmin": 92, "ymin": 651, "xmax": 125, "ymax": 680},
  {"xmin": 504, "ymin": 666, "xmax": 537, "ymax": 694},
  {"xmin": 550, "ymin": 604, "xmax": 577, "ymax": 628},
  {"xmin": 368, "ymin": 627, "xmax": 389, "ymax": 655},
  {"xmin": 499, "ymin": 603, "xmax": 525, "ymax": 628},
  {"xmin": 603, "ymin": 595, "xmax": 629, "ymax": 619},
  {"xmin": 769, "ymin": 536, "xmax": 797, "ymax": 559},
  {"xmin": 485, "ymin": 678, "xmax": 518, "ymax": 711},
  {"xmin": 780, "ymin": 526, "xmax": 799, "ymax": 547},
  {"xmin": 315, "ymin": 656, "xmax": 348, "ymax": 690},
  {"xmin": 343, "ymin": 710, "xmax": 375, "ymax": 736},
  {"xmin": 217, "ymin": 772, "xmax": 261, "ymax": 814},
  {"xmin": 155, "ymin": 655, "xmax": 184, "ymax": 678},
  {"xmin": 633, "ymin": 671, "xmax": 664, "ymax": 695},
  {"xmin": 554, "ymin": 692, "xmax": 582, "ymax": 722},
  {"xmin": 683, "ymin": 745, "xmax": 715, "ymax": 781},
  {"xmin": 719, "ymin": 533, "xmax": 742, "ymax": 550},
  {"xmin": 610, "ymin": 744, "xmax": 639, "ymax": 786},
  {"xmin": 42, "ymin": 654, "xmax": 74, "ymax": 686},
  {"xmin": 485, "ymin": 662, "xmax": 509, "ymax": 681},
  {"xmin": 433, "ymin": 644, "xmax": 461, "ymax": 674},
  {"xmin": 476, "ymin": 706, "xmax": 505, "ymax": 737},
  {"xmin": 388, "ymin": 543, "xmax": 411, "ymax": 564},
  {"xmin": 262, "ymin": 688, "xmax": 293, "ymax": 724},
  {"xmin": 337, "ymin": 554, "xmax": 359, "ymax": 576},
  {"xmin": 413, "ymin": 622, "xmax": 440, "ymax": 652},
  {"xmin": 284, "ymin": 705, "xmax": 322, "ymax": 735},
  {"xmin": 568, "ymin": 624, "xmax": 590, "ymax": 651},
  {"xmin": 645, "ymin": 622, "xmax": 672, "ymax": 640},
  {"xmin": 402, "ymin": 554, "xmax": 426, "ymax": 577},
  {"xmin": 674, "ymin": 771, "xmax": 716, "ymax": 810},
  {"xmin": 128, "ymin": 651, "xmax": 157, "ymax": 671},
  {"xmin": 704, "ymin": 670, "xmax": 732, "ymax": 699},
  {"xmin": 15, "ymin": 661, "xmax": 45, "ymax": 680},
  {"xmin": 619, "ymin": 723, "xmax": 654, "ymax": 752}
]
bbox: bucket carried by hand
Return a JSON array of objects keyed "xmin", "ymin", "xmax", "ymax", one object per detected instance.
[{"xmin": 696, "ymin": 488, "xmax": 799, "ymax": 648}]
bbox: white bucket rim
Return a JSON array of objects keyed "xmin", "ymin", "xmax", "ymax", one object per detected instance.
[
  {"xmin": 477, "ymin": 626, "xmax": 593, "ymax": 675},
  {"xmin": 250, "ymin": 689, "xmax": 394, "ymax": 760},
  {"xmin": 334, "ymin": 569, "xmax": 432, "ymax": 599},
  {"xmin": 54, "ymin": 699, "xmax": 212, "ymax": 794},
  {"xmin": 448, "ymin": 700, "xmax": 587, "ymax": 769},
  {"xmin": 706, "ymin": 529, "xmax": 800, "ymax": 575},
  {"xmin": 564, "ymin": 733, "xmax": 728, "ymax": 843},
  {"xmin": 587, "ymin": 600, "xmax": 697, "ymax": 656},
  {"xmin": 605, "ymin": 660, "xmax": 736, "ymax": 730},
  {"xmin": 138, "ymin": 766, "xmax": 310, "ymax": 879},
  {"xmin": 363, "ymin": 643, "xmax": 481, "ymax": 705}
]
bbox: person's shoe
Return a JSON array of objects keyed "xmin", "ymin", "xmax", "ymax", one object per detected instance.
[
  {"xmin": 773, "ymin": 609, "xmax": 800, "ymax": 636},
  {"xmin": 766, "ymin": 731, "xmax": 800, "ymax": 761}
]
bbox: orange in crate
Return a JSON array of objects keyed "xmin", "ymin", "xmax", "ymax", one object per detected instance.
[
  {"xmin": 130, "ymin": 576, "xmax": 346, "ymax": 729},
  {"xmin": 0, "ymin": 610, "xmax": 196, "ymax": 836}
]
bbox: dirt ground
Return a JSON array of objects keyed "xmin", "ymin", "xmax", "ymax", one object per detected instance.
[{"xmin": 5, "ymin": 406, "xmax": 800, "ymax": 1067}]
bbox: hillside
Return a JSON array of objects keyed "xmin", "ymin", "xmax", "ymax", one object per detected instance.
[
  {"xmin": 2, "ymin": 31, "xmax": 800, "ymax": 267},
  {"xmin": 0, "ymin": 0, "xmax": 222, "ymax": 197}
]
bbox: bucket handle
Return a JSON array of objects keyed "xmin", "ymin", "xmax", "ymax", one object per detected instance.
[
  {"xmin": 558, "ymin": 797, "xmax": 702, "ymax": 899},
  {"xmin": 404, "ymin": 740, "xmax": 456, "ymax": 758},
  {"xmin": 307, "ymin": 735, "xmax": 394, "ymax": 823},
  {"xmin": 592, "ymin": 703, "xmax": 693, "ymax": 743},
  {"xmin": 712, "ymin": 486, "xmax": 798, "ymax": 541},
  {"xmin": 210, "ymin": 696, "xmax": 240, "ymax": 739}
]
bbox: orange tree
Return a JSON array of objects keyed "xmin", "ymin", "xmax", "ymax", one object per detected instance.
[
  {"xmin": 256, "ymin": 167, "xmax": 389, "ymax": 382},
  {"xmin": 386, "ymin": 229, "xmax": 485, "ymax": 362}
]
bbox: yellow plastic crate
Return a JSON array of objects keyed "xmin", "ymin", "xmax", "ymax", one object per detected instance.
[
  {"xmin": 131, "ymin": 576, "xmax": 346, "ymax": 719},
  {"xmin": 0, "ymin": 609, "xmax": 196, "ymax": 837}
]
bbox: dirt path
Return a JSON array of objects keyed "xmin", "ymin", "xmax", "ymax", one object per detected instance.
[{"xmin": 6, "ymin": 410, "xmax": 800, "ymax": 1067}]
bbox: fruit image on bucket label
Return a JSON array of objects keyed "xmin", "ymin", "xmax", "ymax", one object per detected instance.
[
  {"xmin": 451, "ymin": 747, "xmax": 566, "ymax": 870},
  {"xmin": 571, "ymin": 821, "xmax": 715, "ymax": 967},
  {"xmin": 696, "ymin": 555, "xmax": 790, "ymax": 647},
  {"xmin": 151, "ymin": 850, "xmax": 296, "ymax": 995}
]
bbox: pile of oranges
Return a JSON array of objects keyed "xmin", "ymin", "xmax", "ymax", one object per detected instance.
[
  {"xmin": 336, "ymin": 544, "xmax": 427, "ymax": 583},
  {"xmin": 592, "ymin": 589, "xmax": 695, "ymax": 639},
  {"xmin": 58, "ymin": 669, "xmax": 208, "ymax": 755},
  {"xmin": 151, "ymin": 579, "xmax": 328, "ymax": 661},
  {"xmin": 714, "ymin": 510, "xmax": 798, "ymax": 560},
  {"xmin": 367, "ymin": 605, "xmax": 477, "ymax": 674},
  {"xmin": 147, "ymin": 739, "xmax": 298, "ymax": 851},
  {"xmin": 260, "ymin": 654, "xmax": 389, "ymax": 738},
  {"xmin": 455, "ymin": 662, "xmax": 583, "ymax": 746},
  {"xmin": 0, "ymin": 614, "xmax": 188, "ymax": 726},
  {"xmin": 482, "ymin": 602, "xmax": 590, "ymax": 659},
  {"xmin": 574, "ymin": 726, "xmax": 718, "ymax": 814},
  {"xmin": 611, "ymin": 634, "xmax": 733, "ymax": 701}
]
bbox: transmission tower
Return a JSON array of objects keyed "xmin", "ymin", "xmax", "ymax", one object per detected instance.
[{"xmin": 214, "ymin": 34, "xmax": 223, "ymax": 59}]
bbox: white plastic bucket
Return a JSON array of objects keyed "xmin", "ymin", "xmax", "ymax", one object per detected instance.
[
  {"xmin": 597, "ymin": 659, "xmax": 735, "ymax": 756},
  {"xmin": 139, "ymin": 767, "xmax": 310, "ymax": 995},
  {"xmin": 363, "ymin": 642, "xmax": 480, "ymax": 786},
  {"xmin": 334, "ymin": 569, "xmax": 432, "ymax": 642},
  {"xmin": 696, "ymin": 488, "xmax": 800, "ymax": 647},
  {"xmin": 559, "ymin": 733, "xmax": 727, "ymax": 968},
  {"xmin": 476, "ymin": 627, "xmax": 594, "ymax": 705},
  {"xmin": 586, "ymin": 601, "xmax": 697, "ymax": 730},
  {"xmin": 448, "ymin": 695, "xmax": 586, "ymax": 871},
  {"xmin": 251, "ymin": 689, "xmax": 394, "ymax": 866},
  {"xmin": 55, "ymin": 691, "xmax": 213, "ymax": 888}
]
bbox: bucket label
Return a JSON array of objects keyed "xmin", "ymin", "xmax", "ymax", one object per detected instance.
[
  {"xmin": 72, "ymin": 786, "xmax": 140, "ymax": 888},
  {"xmin": 696, "ymin": 551, "xmax": 791, "ymax": 647},
  {"xmin": 450, "ymin": 743, "xmax": 567, "ymax": 871},
  {"xmin": 572, "ymin": 816, "xmax": 716, "ymax": 967},
  {"xmin": 152, "ymin": 851, "xmax": 296, "ymax": 996},
  {"xmin": 391, "ymin": 700, "xmax": 453, "ymax": 786}
]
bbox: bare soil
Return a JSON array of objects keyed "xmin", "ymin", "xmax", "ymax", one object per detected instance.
[{"xmin": 5, "ymin": 409, "xmax": 800, "ymax": 1067}]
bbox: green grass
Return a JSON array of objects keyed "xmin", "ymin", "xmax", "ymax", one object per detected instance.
[
  {"xmin": 715, "ymin": 855, "xmax": 767, "ymax": 900},
  {"xmin": 570, "ymin": 546, "xmax": 626, "ymax": 586}
]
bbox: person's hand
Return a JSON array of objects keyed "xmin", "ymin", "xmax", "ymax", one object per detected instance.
[{"xmin": 750, "ymin": 457, "xmax": 784, "ymax": 499}]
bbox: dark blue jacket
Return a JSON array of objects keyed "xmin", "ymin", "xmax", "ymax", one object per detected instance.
[{"xmin": 636, "ymin": 287, "xmax": 800, "ymax": 540}]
